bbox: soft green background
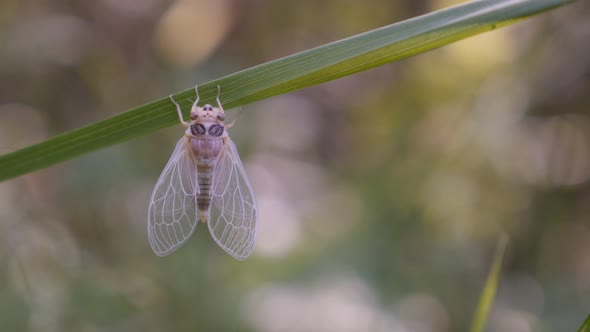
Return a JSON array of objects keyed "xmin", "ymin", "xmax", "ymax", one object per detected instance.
[{"xmin": 0, "ymin": 0, "xmax": 588, "ymax": 331}]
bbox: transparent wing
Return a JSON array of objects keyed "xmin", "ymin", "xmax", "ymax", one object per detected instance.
[
  {"xmin": 209, "ymin": 139, "xmax": 257, "ymax": 260},
  {"xmin": 148, "ymin": 137, "xmax": 199, "ymax": 256}
]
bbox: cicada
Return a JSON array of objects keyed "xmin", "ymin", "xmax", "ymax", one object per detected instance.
[{"xmin": 147, "ymin": 85, "xmax": 257, "ymax": 260}]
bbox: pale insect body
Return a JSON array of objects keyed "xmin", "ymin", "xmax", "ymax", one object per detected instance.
[{"xmin": 147, "ymin": 85, "xmax": 257, "ymax": 260}]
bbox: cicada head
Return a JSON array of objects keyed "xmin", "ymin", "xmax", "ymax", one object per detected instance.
[{"xmin": 190, "ymin": 104, "xmax": 224, "ymax": 124}]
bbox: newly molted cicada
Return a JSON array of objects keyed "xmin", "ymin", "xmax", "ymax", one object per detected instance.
[{"xmin": 148, "ymin": 85, "xmax": 257, "ymax": 260}]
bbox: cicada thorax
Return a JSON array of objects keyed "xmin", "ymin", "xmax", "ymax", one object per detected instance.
[
  {"xmin": 189, "ymin": 123, "xmax": 226, "ymax": 162},
  {"xmin": 187, "ymin": 122, "xmax": 227, "ymax": 223},
  {"xmin": 190, "ymin": 123, "xmax": 225, "ymax": 138}
]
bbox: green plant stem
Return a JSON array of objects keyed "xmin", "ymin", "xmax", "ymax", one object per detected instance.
[
  {"xmin": 0, "ymin": 0, "xmax": 576, "ymax": 181},
  {"xmin": 578, "ymin": 314, "xmax": 590, "ymax": 332},
  {"xmin": 469, "ymin": 235, "xmax": 509, "ymax": 332}
]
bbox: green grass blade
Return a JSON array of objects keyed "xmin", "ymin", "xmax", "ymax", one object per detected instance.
[
  {"xmin": 469, "ymin": 235, "xmax": 509, "ymax": 332},
  {"xmin": 578, "ymin": 314, "xmax": 590, "ymax": 332},
  {"xmin": 0, "ymin": 0, "xmax": 575, "ymax": 181}
]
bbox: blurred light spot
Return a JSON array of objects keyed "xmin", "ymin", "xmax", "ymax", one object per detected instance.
[
  {"xmin": 256, "ymin": 196, "xmax": 302, "ymax": 258},
  {"xmin": 245, "ymin": 273, "xmax": 407, "ymax": 332},
  {"xmin": 100, "ymin": 0, "xmax": 161, "ymax": 18},
  {"xmin": 7, "ymin": 221, "xmax": 80, "ymax": 290},
  {"xmin": 249, "ymin": 152, "xmax": 354, "ymax": 256},
  {"xmin": 396, "ymin": 293, "xmax": 450, "ymax": 332},
  {"xmin": 102, "ymin": 182, "xmax": 153, "ymax": 256},
  {"xmin": 0, "ymin": 183, "xmax": 25, "ymax": 239},
  {"xmin": 249, "ymin": 153, "xmax": 327, "ymax": 208},
  {"xmin": 472, "ymin": 75, "xmax": 530, "ymax": 153},
  {"xmin": 125, "ymin": 183, "xmax": 155, "ymax": 236},
  {"xmin": 305, "ymin": 184, "xmax": 362, "ymax": 240},
  {"xmin": 423, "ymin": 171, "xmax": 480, "ymax": 238},
  {"xmin": 431, "ymin": 0, "xmax": 471, "ymax": 10},
  {"xmin": 9, "ymin": 16, "xmax": 92, "ymax": 66},
  {"xmin": 472, "ymin": 76, "xmax": 590, "ymax": 187},
  {"xmin": 91, "ymin": 260, "xmax": 161, "ymax": 311},
  {"xmin": 155, "ymin": 0, "xmax": 232, "ymax": 67},
  {"xmin": 411, "ymin": 101, "xmax": 466, "ymax": 155},
  {"xmin": 0, "ymin": 104, "xmax": 78, "ymax": 332},
  {"xmin": 5, "ymin": 220, "xmax": 79, "ymax": 332},
  {"xmin": 510, "ymin": 115, "xmax": 590, "ymax": 187},
  {"xmin": 414, "ymin": 28, "xmax": 515, "ymax": 90},
  {"xmin": 254, "ymin": 95, "xmax": 321, "ymax": 153},
  {"xmin": 0, "ymin": 103, "xmax": 48, "ymax": 152},
  {"xmin": 495, "ymin": 274, "xmax": 544, "ymax": 316},
  {"xmin": 438, "ymin": 12, "xmax": 516, "ymax": 75},
  {"xmin": 489, "ymin": 308, "xmax": 537, "ymax": 332},
  {"xmin": 248, "ymin": 92, "xmax": 363, "ymax": 249}
]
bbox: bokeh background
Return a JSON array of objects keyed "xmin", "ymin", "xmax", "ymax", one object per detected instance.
[{"xmin": 0, "ymin": 0, "xmax": 589, "ymax": 331}]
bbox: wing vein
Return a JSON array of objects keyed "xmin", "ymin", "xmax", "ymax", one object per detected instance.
[
  {"xmin": 208, "ymin": 139, "xmax": 257, "ymax": 260},
  {"xmin": 147, "ymin": 137, "xmax": 199, "ymax": 256}
]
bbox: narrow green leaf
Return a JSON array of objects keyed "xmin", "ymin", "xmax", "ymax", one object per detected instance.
[
  {"xmin": 0, "ymin": 0, "xmax": 576, "ymax": 181},
  {"xmin": 578, "ymin": 314, "xmax": 590, "ymax": 332},
  {"xmin": 469, "ymin": 235, "xmax": 509, "ymax": 332}
]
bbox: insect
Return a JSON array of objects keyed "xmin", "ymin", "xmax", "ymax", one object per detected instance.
[{"xmin": 147, "ymin": 85, "xmax": 257, "ymax": 260}]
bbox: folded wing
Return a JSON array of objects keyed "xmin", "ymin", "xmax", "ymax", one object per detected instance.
[
  {"xmin": 148, "ymin": 137, "xmax": 199, "ymax": 256},
  {"xmin": 209, "ymin": 139, "xmax": 257, "ymax": 260}
]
